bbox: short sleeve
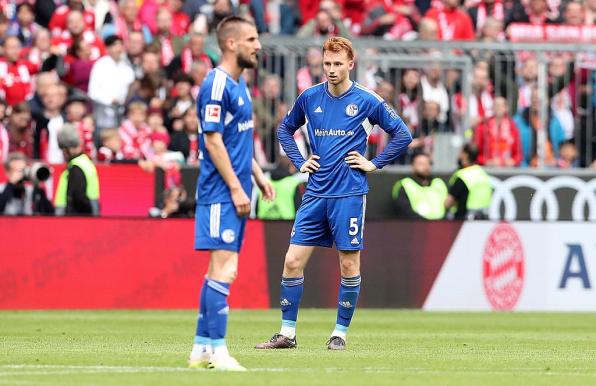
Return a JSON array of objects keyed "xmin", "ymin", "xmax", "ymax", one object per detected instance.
[{"xmin": 199, "ymin": 71, "xmax": 228, "ymax": 134}]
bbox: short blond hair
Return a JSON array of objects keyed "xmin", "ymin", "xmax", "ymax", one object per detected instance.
[{"xmin": 323, "ymin": 37, "xmax": 354, "ymax": 61}]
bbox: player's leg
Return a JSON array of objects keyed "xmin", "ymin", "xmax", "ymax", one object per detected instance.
[
  {"xmin": 191, "ymin": 202, "xmax": 246, "ymax": 371},
  {"xmin": 327, "ymin": 195, "xmax": 366, "ymax": 350},
  {"xmin": 205, "ymin": 249, "xmax": 238, "ymax": 365},
  {"xmin": 329, "ymin": 249, "xmax": 361, "ymax": 350},
  {"xmin": 256, "ymin": 196, "xmax": 332, "ymax": 349}
]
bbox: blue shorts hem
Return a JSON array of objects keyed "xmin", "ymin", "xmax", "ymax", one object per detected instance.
[{"xmin": 290, "ymin": 241, "xmax": 333, "ymax": 248}]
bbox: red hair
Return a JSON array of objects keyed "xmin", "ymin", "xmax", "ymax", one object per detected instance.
[{"xmin": 323, "ymin": 37, "xmax": 354, "ymax": 61}]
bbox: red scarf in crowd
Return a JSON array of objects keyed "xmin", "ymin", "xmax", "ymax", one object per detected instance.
[
  {"xmin": 475, "ymin": 0, "xmax": 504, "ymax": 31},
  {"xmin": 159, "ymin": 35, "xmax": 175, "ymax": 67}
]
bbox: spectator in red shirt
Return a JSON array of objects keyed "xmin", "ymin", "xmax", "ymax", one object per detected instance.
[
  {"xmin": 119, "ymin": 101, "xmax": 153, "ymax": 160},
  {"xmin": 168, "ymin": 0, "xmax": 191, "ymax": 36},
  {"xmin": 49, "ymin": 0, "xmax": 95, "ymax": 37},
  {"xmin": 475, "ymin": 96, "xmax": 522, "ymax": 167},
  {"xmin": 425, "ymin": 0, "xmax": 475, "ymax": 40},
  {"xmin": 361, "ymin": 0, "xmax": 417, "ymax": 40},
  {"xmin": 6, "ymin": 102, "xmax": 35, "ymax": 160},
  {"xmin": 0, "ymin": 36, "xmax": 37, "ymax": 106},
  {"xmin": 155, "ymin": 8, "xmax": 184, "ymax": 67},
  {"xmin": 97, "ymin": 128, "xmax": 124, "ymax": 163},
  {"xmin": 51, "ymin": 10, "xmax": 106, "ymax": 61},
  {"xmin": 65, "ymin": 94, "xmax": 96, "ymax": 161},
  {"xmin": 467, "ymin": 0, "xmax": 505, "ymax": 36}
]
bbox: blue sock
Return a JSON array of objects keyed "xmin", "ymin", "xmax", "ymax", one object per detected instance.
[
  {"xmin": 205, "ymin": 279, "xmax": 230, "ymax": 351},
  {"xmin": 333, "ymin": 275, "xmax": 361, "ymax": 338},
  {"xmin": 279, "ymin": 277, "xmax": 304, "ymax": 338},
  {"xmin": 194, "ymin": 279, "xmax": 210, "ymax": 344}
]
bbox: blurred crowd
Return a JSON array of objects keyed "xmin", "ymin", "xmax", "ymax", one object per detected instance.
[{"xmin": 0, "ymin": 0, "xmax": 593, "ymax": 191}]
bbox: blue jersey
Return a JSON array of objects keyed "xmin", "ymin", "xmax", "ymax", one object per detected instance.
[
  {"xmin": 196, "ymin": 67, "xmax": 254, "ymax": 204},
  {"xmin": 278, "ymin": 81, "xmax": 412, "ymax": 198}
]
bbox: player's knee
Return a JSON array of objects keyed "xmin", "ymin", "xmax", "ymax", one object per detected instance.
[
  {"xmin": 339, "ymin": 258, "xmax": 359, "ymax": 276},
  {"xmin": 283, "ymin": 252, "xmax": 303, "ymax": 274}
]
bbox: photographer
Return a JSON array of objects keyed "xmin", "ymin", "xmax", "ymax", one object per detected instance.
[{"xmin": 0, "ymin": 152, "xmax": 54, "ymax": 215}]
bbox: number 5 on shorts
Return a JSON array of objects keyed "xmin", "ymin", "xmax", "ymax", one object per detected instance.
[{"xmin": 349, "ymin": 217, "xmax": 358, "ymax": 236}]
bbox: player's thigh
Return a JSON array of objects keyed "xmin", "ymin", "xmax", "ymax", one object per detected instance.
[
  {"xmin": 328, "ymin": 195, "xmax": 366, "ymax": 251},
  {"xmin": 195, "ymin": 202, "xmax": 247, "ymax": 254},
  {"xmin": 290, "ymin": 195, "xmax": 333, "ymax": 248},
  {"xmin": 283, "ymin": 244, "xmax": 315, "ymax": 273}
]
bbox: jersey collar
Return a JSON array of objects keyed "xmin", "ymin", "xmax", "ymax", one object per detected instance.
[{"xmin": 324, "ymin": 80, "xmax": 356, "ymax": 100}]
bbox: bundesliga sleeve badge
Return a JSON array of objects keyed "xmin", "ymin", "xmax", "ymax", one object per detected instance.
[{"xmin": 205, "ymin": 104, "xmax": 222, "ymax": 122}]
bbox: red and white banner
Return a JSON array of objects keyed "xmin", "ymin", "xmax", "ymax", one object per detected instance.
[
  {"xmin": 424, "ymin": 222, "xmax": 596, "ymax": 311},
  {"xmin": 508, "ymin": 23, "xmax": 596, "ymax": 43}
]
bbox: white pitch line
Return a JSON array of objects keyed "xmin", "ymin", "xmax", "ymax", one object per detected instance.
[{"xmin": 0, "ymin": 365, "xmax": 594, "ymax": 377}]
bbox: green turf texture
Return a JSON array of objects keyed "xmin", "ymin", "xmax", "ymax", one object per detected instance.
[{"xmin": 1, "ymin": 310, "xmax": 595, "ymax": 386}]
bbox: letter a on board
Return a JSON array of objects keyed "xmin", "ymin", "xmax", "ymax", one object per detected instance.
[{"xmin": 559, "ymin": 244, "xmax": 592, "ymax": 289}]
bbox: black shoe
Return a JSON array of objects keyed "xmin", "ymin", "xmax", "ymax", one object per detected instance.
[
  {"xmin": 326, "ymin": 336, "xmax": 346, "ymax": 350},
  {"xmin": 255, "ymin": 333, "xmax": 297, "ymax": 349}
]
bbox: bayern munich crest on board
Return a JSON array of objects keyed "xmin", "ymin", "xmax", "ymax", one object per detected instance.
[
  {"xmin": 345, "ymin": 104, "xmax": 358, "ymax": 116},
  {"xmin": 482, "ymin": 223, "xmax": 525, "ymax": 311}
]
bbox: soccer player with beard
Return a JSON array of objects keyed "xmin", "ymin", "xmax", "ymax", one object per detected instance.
[
  {"xmin": 256, "ymin": 37, "xmax": 412, "ymax": 351},
  {"xmin": 188, "ymin": 16, "xmax": 274, "ymax": 371}
]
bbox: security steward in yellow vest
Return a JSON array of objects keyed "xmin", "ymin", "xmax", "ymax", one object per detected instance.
[
  {"xmin": 445, "ymin": 143, "xmax": 492, "ymax": 220},
  {"xmin": 257, "ymin": 156, "xmax": 304, "ymax": 220},
  {"xmin": 54, "ymin": 123, "xmax": 100, "ymax": 216},
  {"xmin": 392, "ymin": 152, "xmax": 447, "ymax": 220}
]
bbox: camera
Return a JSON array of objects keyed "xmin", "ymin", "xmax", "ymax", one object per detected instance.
[{"xmin": 23, "ymin": 163, "xmax": 51, "ymax": 184}]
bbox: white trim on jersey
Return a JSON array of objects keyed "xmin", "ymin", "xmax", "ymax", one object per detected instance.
[
  {"xmin": 210, "ymin": 203, "xmax": 221, "ymax": 238},
  {"xmin": 355, "ymin": 83, "xmax": 384, "ymax": 102},
  {"xmin": 211, "ymin": 70, "xmax": 227, "ymax": 101},
  {"xmin": 224, "ymin": 111, "xmax": 234, "ymax": 126},
  {"xmin": 361, "ymin": 118, "xmax": 373, "ymax": 136},
  {"xmin": 361, "ymin": 195, "xmax": 367, "ymax": 239}
]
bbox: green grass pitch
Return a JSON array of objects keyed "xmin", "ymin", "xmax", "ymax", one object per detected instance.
[{"xmin": 1, "ymin": 310, "xmax": 595, "ymax": 386}]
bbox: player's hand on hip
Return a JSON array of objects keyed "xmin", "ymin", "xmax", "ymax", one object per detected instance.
[
  {"xmin": 300, "ymin": 155, "xmax": 320, "ymax": 174},
  {"xmin": 231, "ymin": 186, "xmax": 251, "ymax": 217},
  {"xmin": 345, "ymin": 151, "xmax": 377, "ymax": 172}
]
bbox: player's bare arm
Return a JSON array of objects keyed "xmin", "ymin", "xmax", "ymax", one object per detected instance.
[
  {"xmin": 345, "ymin": 151, "xmax": 377, "ymax": 172},
  {"xmin": 204, "ymin": 131, "xmax": 250, "ymax": 216},
  {"xmin": 300, "ymin": 154, "xmax": 320, "ymax": 173},
  {"xmin": 252, "ymin": 159, "xmax": 276, "ymax": 202}
]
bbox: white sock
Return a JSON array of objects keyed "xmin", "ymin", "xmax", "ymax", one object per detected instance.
[
  {"xmin": 331, "ymin": 329, "xmax": 347, "ymax": 341},
  {"xmin": 213, "ymin": 345, "xmax": 229, "ymax": 358},
  {"xmin": 190, "ymin": 344, "xmax": 212, "ymax": 359},
  {"xmin": 279, "ymin": 325, "xmax": 296, "ymax": 339}
]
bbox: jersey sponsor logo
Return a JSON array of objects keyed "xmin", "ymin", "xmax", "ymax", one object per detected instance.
[
  {"xmin": 345, "ymin": 104, "xmax": 358, "ymax": 116},
  {"xmin": 238, "ymin": 119, "xmax": 254, "ymax": 132},
  {"xmin": 383, "ymin": 102, "xmax": 399, "ymax": 120},
  {"xmin": 314, "ymin": 129, "xmax": 354, "ymax": 137},
  {"xmin": 314, "ymin": 106, "xmax": 323, "ymax": 113},
  {"xmin": 222, "ymin": 229, "xmax": 236, "ymax": 243},
  {"xmin": 482, "ymin": 223, "xmax": 525, "ymax": 311},
  {"xmin": 339, "ymin": 301, "xmax": 353, "ymax": 308},
  {"xmin": 351, "ymin": 237, "xmax": 359, "ymax": 245},
  {"xmin": 205, "ymin": 104, "xmax": 221, "ymax": 122},
  {"xmin": 280, "ymin": 298, "xmax": 291, "ymax": 306}
]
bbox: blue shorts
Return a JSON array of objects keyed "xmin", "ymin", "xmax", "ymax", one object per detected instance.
[
  {"xmin": 290, "ymin": 195, "xmax": 366, "ymax": 251},
  {"xmin": 194, "ymin": 202, "xmax": 247, "ymax": 253}
]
